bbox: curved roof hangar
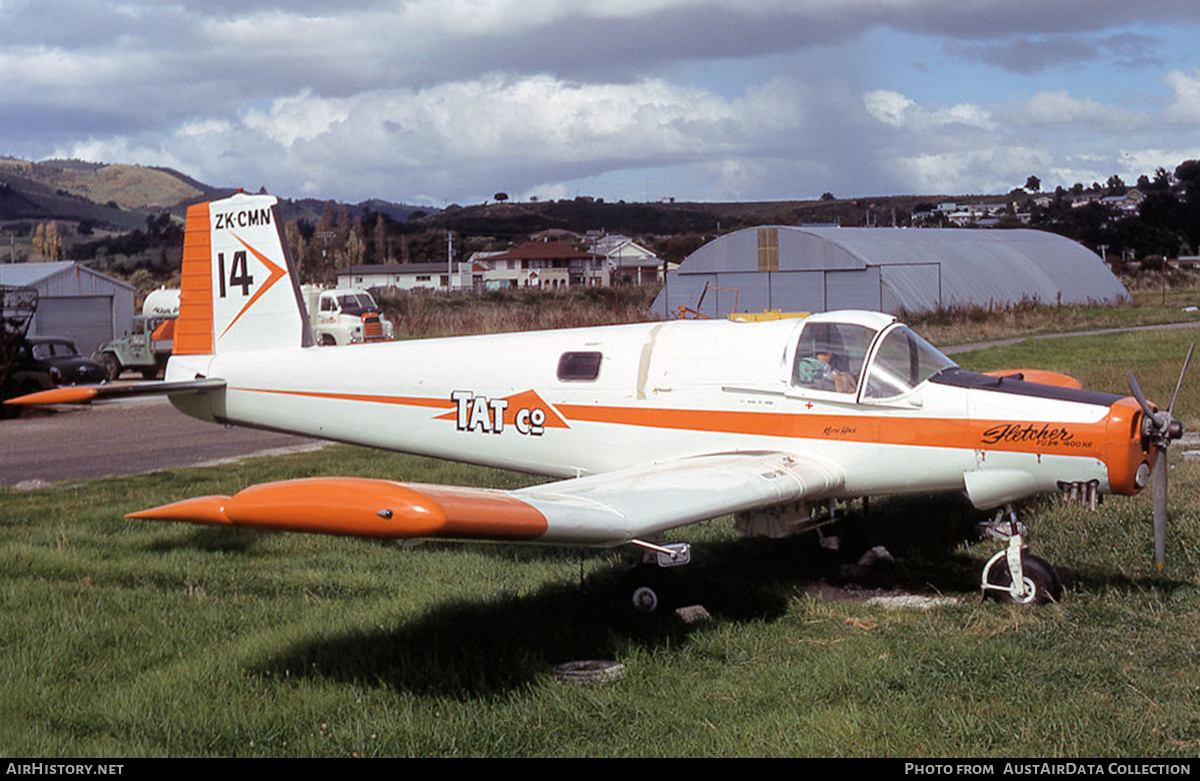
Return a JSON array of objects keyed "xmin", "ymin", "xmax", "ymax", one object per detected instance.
[{"xmin": 651, "ymin": 226, "xmax": 1130, "ymax": 319}]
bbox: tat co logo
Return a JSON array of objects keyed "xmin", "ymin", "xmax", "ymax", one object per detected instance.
[{"xmin": 443, "ymin": 390, "xmax": 567, "ymax": 436}]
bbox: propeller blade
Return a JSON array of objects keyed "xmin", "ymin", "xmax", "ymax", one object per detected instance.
[
  {"xmin": 1153, "ymin": 445, "xmax": 1168, "ymax": 571},
  {"xmin": 1131, "ymin": 344, "xmax": 1192, "ymax": 571},
  {"xmin": 1128, "ymin": 372, "xmax": 1157, "ymax": 420},
  {"xmin": 1167, "ymin": 342, "xmax": 1195, "ymax": 417}
]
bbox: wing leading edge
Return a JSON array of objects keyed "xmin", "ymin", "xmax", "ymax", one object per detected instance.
[{"xmin": 128, "ymin": 451, "xmax": 844, "ymax": 546}]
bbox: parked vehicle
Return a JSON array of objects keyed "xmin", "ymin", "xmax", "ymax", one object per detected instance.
[
  {"xmin": 6, "ymin": 336, "xmax": 107, "ymax": 397},
  {"xmin": 94, "ymin": 288, "xmax": 179, "ymax": 380},
  {"xmin": 302, "ymin": 286, "xmax": 394, "ymax": 346}
]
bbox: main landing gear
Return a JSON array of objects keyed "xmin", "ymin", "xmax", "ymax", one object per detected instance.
[
  {"xmin": 978, "ymin": 506, "xmax": 1062, "ymax": 605},
  {"xmin": 621, "ymin": 540, "xmax": 691, "ymax": 615}
]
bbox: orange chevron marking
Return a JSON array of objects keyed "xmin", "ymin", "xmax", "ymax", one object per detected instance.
[{"xmin": 219, "ymin": 233, "xmax": 288, "ymax": 338}]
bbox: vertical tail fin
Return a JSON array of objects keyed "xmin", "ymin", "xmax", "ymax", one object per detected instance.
[{"xmin": 176, "ymin": 193, "xmax": 312, "ymax": 356}]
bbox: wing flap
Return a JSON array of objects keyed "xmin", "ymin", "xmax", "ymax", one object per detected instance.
[{"xmin": 127, "ymin": 452, "xmax": 843, "ymax": 546}]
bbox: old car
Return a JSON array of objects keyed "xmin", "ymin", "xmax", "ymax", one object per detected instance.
[{"xmin": 5, "ymin": 336, "xmax": 108, "ymax": 398}]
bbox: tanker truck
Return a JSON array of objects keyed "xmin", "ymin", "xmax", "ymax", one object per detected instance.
[{"xmin": 94, "ymin": 287, "xmax": 179, "ymax": 380}]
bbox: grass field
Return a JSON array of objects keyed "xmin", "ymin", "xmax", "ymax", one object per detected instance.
[{"xmin": 2, "ymin": 324, "xmax": 1200, "ymax": 757}]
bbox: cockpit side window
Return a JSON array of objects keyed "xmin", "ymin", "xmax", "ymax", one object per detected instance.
[
  {"xmin": 864, "ymin": 326, "xmax": 957, "ymax": 398},
  {"xmin": 791, "ymin": 323, "xmax": 875, "ymax": 394}
]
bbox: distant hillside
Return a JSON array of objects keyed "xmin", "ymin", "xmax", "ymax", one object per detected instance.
[
  {"xmin": 0, "ymin": 162, "xmax": 150, "ymax": 231},
  {"xmin": 412, "ymin": 193, "xmax": 969, "ymax": 238},
  {"xmin": 290, "ymin": 197, "xmax": 430, "ymax": 224},
  {"xmin": 0, "ymin": 158, "xmax": 431, "ymax": 231},
  {"xmin": 0, "ymin": 158, "xmax": 210, "ymax": 211}
]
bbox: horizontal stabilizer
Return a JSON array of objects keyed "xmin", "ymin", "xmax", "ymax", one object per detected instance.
[{"xmin": 4, "ymin": 378, "xmax": 226, "ymax": 406}]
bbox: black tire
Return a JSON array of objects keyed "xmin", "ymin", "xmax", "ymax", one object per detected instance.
[
  {"xmin": 99, "ymin": 353, "xmax": 121, "ymax": 381},
  {"xmin": 621, "ymin": 564, "xmax": 677, "ymax": 615},
  {"xmin": 984, "ymin": 552, "xmax": 1062, "ymax": 605}
]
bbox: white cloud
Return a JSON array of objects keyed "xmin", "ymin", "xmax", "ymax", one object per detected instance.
[
  {"xmin": 1164, "ymin": 68, "xmax": 1200, "ymax": 123},
  {"xmin": 863, "ymin": 90, "xmax": 915, "ymax": 127},
  {"xmin": 1016, "ymin": 90, "xmax": 1122, "ymax": 126},
  {"xmin": 59, "ymin": 74, "xmax": 812, "ymax": 202},
  {"xmin": 863, "ymin": 90, "xmax": 992, "ymax": 131}
]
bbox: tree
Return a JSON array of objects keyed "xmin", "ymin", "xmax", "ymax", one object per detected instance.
[
  {"xmin": 32, "ymin": 221, "xmax": 62, "ymax": 261},
  {"xmin": 494, "ymin": 192, "xmax": 509, "ymax": 203},
  {"xmin": 373, "ymin": 214, "xmax": 389, "ymax": 264},
  {"xmin": 1025, "ymin": 175, "xmax": 1041, "ymax": 192},
  {"xmin": 1175, "ymin": 160, "xmax": 1200, "ymax": 193}
]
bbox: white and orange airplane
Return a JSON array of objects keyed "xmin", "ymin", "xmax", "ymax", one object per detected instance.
[{"xmin": 8, "ymin": 192, "xmax": 1189, "ymax": 608}]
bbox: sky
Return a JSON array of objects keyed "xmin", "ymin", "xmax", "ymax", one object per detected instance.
[{"xmin": 3, "ymin": 1, "xmax": 1200, "ymax": 207}]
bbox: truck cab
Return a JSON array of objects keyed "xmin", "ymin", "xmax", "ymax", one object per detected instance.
[{"xmin": 303, "ymin": 286, "xmax": 395, "ymax": 346}]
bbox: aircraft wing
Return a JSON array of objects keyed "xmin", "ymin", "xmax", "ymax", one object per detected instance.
[
  {"xmin": 127, "ymin": 451, "xmax": 844, "ymax": 547},
  {"xmin": 3, "ymin": 378, "xmax": 226, "ymax": 406}
]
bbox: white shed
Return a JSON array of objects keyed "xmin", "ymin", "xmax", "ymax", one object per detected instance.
[{"xmin": 0, "ymin": 262, "xmax": 135, "ymax": 355}]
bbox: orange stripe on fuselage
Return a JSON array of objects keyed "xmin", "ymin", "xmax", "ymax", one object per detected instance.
[
  {"xmin": 234, "ymin": 387, "xmax": 455, "ymax": 410},
  {"xmin": 556, "ymin": 403, "xmax": 1107, "ymax": 458},
  {"xmin": 175, "ymin": 202, "xmax": 214, "ymax": 355}
]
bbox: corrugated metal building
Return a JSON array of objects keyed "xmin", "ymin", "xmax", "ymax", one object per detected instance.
[
  {"xmin": 651, "ymin": 226, "xmax": 1130, "ymax": 319},
  {"xmin": 0, "ymin": 262, "xmax": 135, "ymax": 355}
]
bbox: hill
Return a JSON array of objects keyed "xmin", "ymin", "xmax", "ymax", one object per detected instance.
[
  {"xmin": 412, "ymin": 193, "xmax": 982, "ymax": 239},
  {"xmin": 0, "ymin": 157, "xmax": 431, "ymax": 229},
  {"xmin": 0, "ymin": 158, "xmax": 213, "ymax": 212}
]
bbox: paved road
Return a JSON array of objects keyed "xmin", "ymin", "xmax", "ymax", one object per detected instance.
[{"xmin": 1, "ymin": 397, "xmax": 324, "ymax": 487}]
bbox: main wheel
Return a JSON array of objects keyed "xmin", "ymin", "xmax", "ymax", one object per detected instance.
[
  {"xmin": 984, "ymin": 552, "xmax": 1062, "ymax": 605},
  {"xmin": 621, "ymin": 564, "xmax": 677, "ymax": 615},
  {"xmin": 99, "ymin": 353, "xmax": 121, "ymax": 381}
]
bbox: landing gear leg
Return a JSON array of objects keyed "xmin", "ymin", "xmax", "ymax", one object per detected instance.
[{"xmin": 979, "ymin": 506, "xmax": 1062, "ymax": 605}]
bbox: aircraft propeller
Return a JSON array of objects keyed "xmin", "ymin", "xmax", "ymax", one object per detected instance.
[{"xmin": 1128, "ymin": 342, "xmax": 1194, "ymax": 570}]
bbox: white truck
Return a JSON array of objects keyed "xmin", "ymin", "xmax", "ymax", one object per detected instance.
[{"xmin": 302, "ymin": 285, "xmax": 395, "ymax": 346}]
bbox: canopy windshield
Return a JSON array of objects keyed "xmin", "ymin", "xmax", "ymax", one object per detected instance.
[{"xmin": 864, "ymin": 325, "xmax": 957, "ymax": 399}]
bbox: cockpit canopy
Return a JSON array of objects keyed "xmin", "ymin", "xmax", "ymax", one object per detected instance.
[{"xmin": 791, "ymin": 314, "xmax": 957, "ymax": 399}]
